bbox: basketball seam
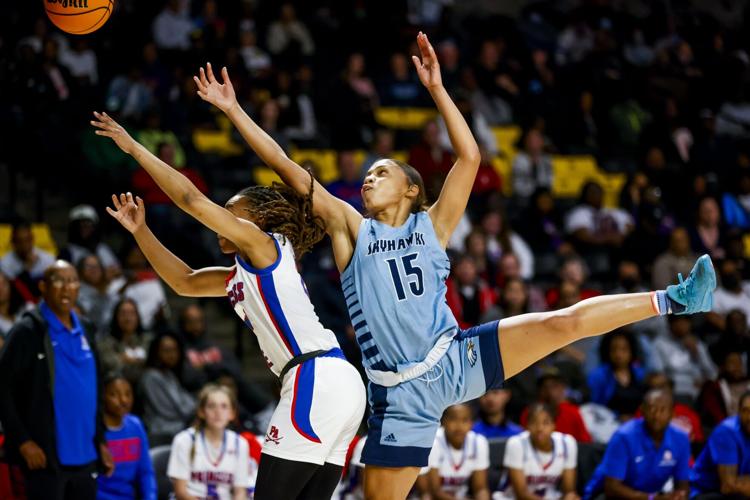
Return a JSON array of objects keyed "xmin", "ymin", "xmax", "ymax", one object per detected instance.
[
  {"xmin": 45, "ymin": 3, "xmax": 112, "ymax": 35},
  {"xmin": 45, "ymin": 6, "xmax": 109, "ymax": 16}
]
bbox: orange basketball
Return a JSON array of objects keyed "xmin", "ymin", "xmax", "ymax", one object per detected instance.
[{"xmin": 44, "ymin": 0, "xmax": 114, "ymax": 35}]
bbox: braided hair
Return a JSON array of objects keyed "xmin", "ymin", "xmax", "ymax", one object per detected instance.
[{"xmin": 235, "ymin": 172, "xmax": 325, "ymax": 256}]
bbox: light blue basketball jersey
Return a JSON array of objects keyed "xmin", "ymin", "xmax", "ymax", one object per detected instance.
[{"xmin": 340, "ymin": 211, "xmax": 458, "ymax": 372}]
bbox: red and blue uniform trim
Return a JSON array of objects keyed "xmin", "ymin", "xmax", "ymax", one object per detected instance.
[{"xmin": 291, "ymin": 359, "xmax": 322, "ymax": 443}]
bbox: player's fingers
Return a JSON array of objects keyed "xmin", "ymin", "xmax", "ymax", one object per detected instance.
[
  {"xmin": 207, "ymin": 62, "xmax": 217, "ymax": 83},
  {"xmin": 411, "ymin": 55, "xmax": 422, "ymax": 70},
  {"xmin": 105, "ymin": 206, "xmax": 117, "ymax": 218},
  {"xmin": 199, "ymin": 67, "xmax": 209, "ymax": 88},
  {"xmin": 197, "ymin": 90, "xmax": 207, "ymax": 100},
  {"xmin": 111, "ymin": 194, "xmax": 121, "ymax": 209},
  {"xmin": 126, "ymin": 192, "xmax": 134, "ymax": 204},
  {"xmin": 222, "ymin": 66, "xmax": 231, "ymax": 87},
  {"xmin": 120, "ymin": 193, "xmax": 128, "ymax": 206},
  {"xmin": 193, "ymin": 75, "xmax": 206, "ymax": 92},
  {"xmin": 135, "ymin": 196, "xmax": 144, "ymax": 208},
  {"xmin": 94, "ymin": 130, "xmax": 113, "ymax": 137}
]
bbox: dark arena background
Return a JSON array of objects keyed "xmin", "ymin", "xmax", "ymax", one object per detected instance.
[{"xmin": 1, "ymin": 0, "xmax": 750, "ymax": 499}]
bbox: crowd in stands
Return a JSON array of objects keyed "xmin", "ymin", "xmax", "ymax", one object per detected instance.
[{"xmin": 2, "ymin": 0, "xmax": 750, "ymax": 498}]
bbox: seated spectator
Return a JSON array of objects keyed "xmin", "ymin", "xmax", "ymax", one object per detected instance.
[
  {"xmin": 512, "ymin": 128, "xmax": 554, "ymax": 202},
  {"xmin": 238, "ymin": 30, "xmax": 271, "ymax": 79},
  {"xmin": 329, "ymin": 52, "xmax": 378, "ymax": 149},
  {"xmin": 588, "ymin": 329, "xmax": 646, "ymax": 419},
  {"xmin": 98, "ymin": 298, "xmax": 151, "ymax": 385},
  {"xmin": 652, "ymin": 227, "xmax": 698, "ymax": 290},
  {"xmin": 76, "ymin": 254, "xmax": 118, "ymax": 334},
  {"xmin": 59, "ymin": 205, "xmax": 121, "ymax": 281},
  {"xmin": 520, "ymin": 368, "xmax": 592, "ymax": 443},
  {"xmin": 545, "ymin": 256, "xmax": 601, "ymax": 308},
  {"xmin": 0, "ymin": 221, "xmax": 55, "ymax": 300},
  {"xmin": 446, "ymin": 256, "xmax": 496, "ymax": 328},
  {"xmin": 690, "ymin": 391, "xmax": 750, "ymax": 498},
  {"xmin": 108, "ymin": 245, "xmax": 169, "ymax": 331},
  {"xmin": 689, "ymin": 197, "xmax": 727, "ymax": 260},
  {"xmin": 518, "ymin": 188, "xmax": 567, "ymax": 256},
  {"xmin": 59, "ymin": 38, "xmax": 98, "ymax": 86},
  {"xmin": 137, "ymin": 112, "xmax": 187, "ymax": 168},
  {"xmin": 584, "ymin": 389, "xmax": 690, "ymax": 500},
  {"xmin": 610, "ymin": 260, "xmax": 669, "ymax": 340},
  {"xmin": 275, "ymin": 67, "xmax": 319, "ymax": 143},
  {"xmin": 379, "ymin": 52, "xmax": 424, "ymax": 107},
  {"xmin": 721, "ymin": 169, "xmax": 750, "ymax": 230},
  {"xmin": 266, "ymin": 3, "xmax": 315, "ymax": 62},
  {"xmin": 643, "ymin": 373, "xmax": 704, "ymax": 443},
  {"xmin": 152, "ymin": 0, "xmax": 194, "ymax": 51},
  {"xmin": 167, "ymin": 384, "xmax": 249, "ymax": 500},
  {"xmin": 708, "ymin": 259, "xmax": 750, "ymax": 330},
  {"xmin": 0, "ymin": 271, "xmax": 31, "ymax": 337},
  {"xmin": 654, "ymin": 316, "xmax": 717, "ymax": 403},
  {"xmin": 105, "ymin": 65, "xmax": 155, "ymax": 121},
  {"xmin": 565, "ymin": 181, "xmax": 634, "ymax": 255},
  {"xmin": 98, "ymin": 373, "xmax": 156, "ymax": 500},
  {"xmin": 140, "ymin": 332, "xmax": 195, "ymax": 443},
  {"xmin": 481, "ymin": 209, "xmax": 535, "ymax": 280},
  {"xmin": 480, "ymin": 278, "xmax": 530, "ymax": 323},
  {"xmin": 408, "ymin": 120, "xmax": 454, "ymax": 200},
  {"xmin": 495, "ymin": 253, "xmax": 547, "ymax": 312},
  {"xmin": 472, "ymin": 388, "xmax": 523, "ymax": 439},
  {"xmin": 462, "ymin": 230, "xmax": 496, "ymax": 286},
  {"xmin": 710, "ymin": 310, "xmax": 750, "ymax": 370},
  {"xmin": 360, "ymin": 128, "xmax": 396, "ymax": 177},
  {"xmin": 499, "ymin": 403, "xmax": 579, "ymax": 500},
  {"xmin": 698, "ymin": 349, "xmax": 750, "ymax": 428},
  {"xmin": 326, "ymin": 151, "xmax": 364, "ymax": 213},
  {"xmin": 438, "ymin": 90, "xmax": 498, "ymax": 157},
  {"xmin": 427, "ymin": 404, "xmax": 490, "ymax": 500}
]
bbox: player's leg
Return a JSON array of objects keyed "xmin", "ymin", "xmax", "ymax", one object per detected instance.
[
  {"xmin": 498, "ymin": 254, "xmax": 715, "ymax": 378},
  {"xmin": 254, "ymin": 455, "xmax": 321, "ymax": 499},
  {"xmin": 297, "ymin": 462, "xmax": 344, "ymax": 499},
  {"xmin": 363, "ymin": 466, "xmax": 423, "ymax": 500}
]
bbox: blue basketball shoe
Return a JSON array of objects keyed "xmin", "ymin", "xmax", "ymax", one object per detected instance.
[{"xmin": 665, "ymin": 254, "xmax": 716, "ymax": 314}]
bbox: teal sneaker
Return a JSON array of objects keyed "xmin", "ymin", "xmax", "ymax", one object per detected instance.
[{"xmin": 666, "ymin": 254, "xmax": 716, "ymax": 314}]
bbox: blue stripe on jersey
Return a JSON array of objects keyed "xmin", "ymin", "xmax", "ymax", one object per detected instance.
[
  {"xmin": 363, "ymin": 346, "xmax": 379, "ymax": 359},
  {"xmin": 358, "ymin": 332, "xmax": 373, "ymax": 343},
  {"xmin": 349, "ymin": 309, "xmax": 363, "ymax": 321},
  {"xmin": 291, "ymin": 359, "xmax": 321, "ymax": 443},
  {"xmin": 256, "ymin": 273, "xmax": 302, "ymax": 356}
]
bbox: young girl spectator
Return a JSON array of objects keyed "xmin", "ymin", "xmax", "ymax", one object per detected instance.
[
  {"xmin": 426, "ymin": 404, "xmax": 491, "ymax": 500},
  {"xmin": 167, "ymin": 384, "xmax": 250, "ymax": 500},
  {"xmin": 98, "ymin": 373, "xmax": 157, "ymax": 500},
  {"xmin": 500, "ymin": 403, "xmax": 579, "ymax": 500},
  {"xmin": 140, "ymin": 332, "xmax": 196, "ymax": 443},
  {"xmin": 99, "ymin": 298, "xmax": 151, "ymax": 384},
  {"xmin": 587, "ymin": 329, "xmax": 646, "ymax": 419},
  {"xmin": 481, "ymin": 209, "xmax": 535, "ymax": 280}
]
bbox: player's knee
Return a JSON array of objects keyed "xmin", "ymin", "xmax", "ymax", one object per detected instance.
[{"xmin": 542, "ymin": 309, "xmax": 580, "ymax": 338}]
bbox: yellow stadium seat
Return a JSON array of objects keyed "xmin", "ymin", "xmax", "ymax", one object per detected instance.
[
  {"xmin": 289, "ymin": 149, "xmax": 339, "ymax": 184},
  {"xmin": 491, "ymin": 126, "xmax": 521, "ymax": 156},
  {"xmin": 744, "ymin": 234, "xmax": 750, "ymax": 258},
  {"xmin": 375, "ymin": 107, "xmax": 437, "ymax": 129},
  {"xmin": 0, "ymin": 223, "xmax": 58, "ymax": 258},
  {"xmin": 253, "ymin": 167, "xmax": 282, "ymax": 186},
  {"xmin": 0, "ymin": 225, "xmax": 10, "ymax": 257},
  {"xmin": 491, "ymin": 156, "xmax": 513, "ymax": 196},
  {"xmin": 192, "ymin": 129, "xmax": 244, "ymax": 156}
]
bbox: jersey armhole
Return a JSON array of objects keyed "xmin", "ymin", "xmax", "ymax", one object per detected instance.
[
  {"xmin": 236, "ymin": 236, "xmax": 283, "ymax": 275},
  {"xmin": 340, "ymin": 217, "xmax": 368, "ymax": 274}
]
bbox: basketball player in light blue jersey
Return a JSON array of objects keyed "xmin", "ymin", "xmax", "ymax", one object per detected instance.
[{"xmin": 195, "ymin": 32, "xmax": 717, "ymax": 499}]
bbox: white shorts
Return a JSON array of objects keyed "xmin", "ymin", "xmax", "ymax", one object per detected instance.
[{"xmin": 261, "ymin": 353, "xmax": 366, "ymax": 466}]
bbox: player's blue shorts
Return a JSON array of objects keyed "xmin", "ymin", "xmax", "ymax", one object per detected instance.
[{"xmin": 361, "ymin": 320, "xmax": 504, "ymax": 467}]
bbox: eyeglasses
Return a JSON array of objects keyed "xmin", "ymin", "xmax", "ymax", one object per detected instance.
[{"xmin": 48, "ymin": 277, "xmax": 81, "ymax": 289}]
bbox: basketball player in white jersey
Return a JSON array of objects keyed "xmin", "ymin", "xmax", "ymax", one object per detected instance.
[{"xmin": 92, "ymin": 111, "xmax": 366, "ymax": 499}]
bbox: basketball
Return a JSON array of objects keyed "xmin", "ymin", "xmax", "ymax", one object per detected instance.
[{"xmin": 44, "ymin": 0, "xmax": 113, "ymax": 35}]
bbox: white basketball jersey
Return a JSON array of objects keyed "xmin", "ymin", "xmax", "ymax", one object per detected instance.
[
  {"xmin": 498, "ymin": 431, "xmax": 577, "ymax": 500},
  {"xmin": 427, "ymin": 428, "xmax": 490, "ymax": 499},
  {"xmin": 167, "ymin": 428, "xmax": 249, "ymax": 500},
  {"xmin": 225, "ymin": 234, "xmax": 339, "ymax": 376}
]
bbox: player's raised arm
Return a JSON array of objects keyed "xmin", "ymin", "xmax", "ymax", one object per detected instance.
[
  {"xmin": 414, "ymin": 32, "xmax": 481, "ymax": 247},
  {"xmin": 193, "ymin": 63, "xmax": 359, "ymax": 226},
  {"xmin": 106, "ymin": 193, "xmax": 229, "ymax": 297},
  {"xmin": 92, "ymin": 111, "xmax": 276, "ymax": 266}
]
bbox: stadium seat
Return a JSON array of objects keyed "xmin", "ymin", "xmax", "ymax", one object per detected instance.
[
  {"xmin": 149, "ymin": 445, "xmax": 173, "ymax": 500},
  {"xmin": 375, "ymin": 107, "xmax": 437, "ymax": 129},
  {"xmin": 0, "ymin": 223, "xmax": 58, "ymax": 258},
  {"xmin": 575, "ymin": 441, "xmax": 606, "ymax": 494},
  {"xmin": 491, "ymin": 126, "xmax": 522, "ymax": 156},
  {"xmin": 487, "ymin": 438, "xmax": 508, "ymax": 492}
]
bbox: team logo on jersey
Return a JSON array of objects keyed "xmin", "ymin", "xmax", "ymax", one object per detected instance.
[
  {"xmin": 467, "ymin": 340, "xmax": 477, "ymax": 366},
  {"xmin": 659, "ymin": 449, "xmax": 675, "ymax": 466},
  {"xmin": 265, "ymin": 426, "xmax": 283, "ymax": 445}
]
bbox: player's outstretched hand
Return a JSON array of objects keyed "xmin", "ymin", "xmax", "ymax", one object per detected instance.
[
  {"xmin": 412, "ymin": 31, "xmax": 442, "ymax": 90},
  {"xmin": 106, "ymin": 192, "xmax": 145, "ymax": 234},
  {"xmin": 194, "ymin": 62, "xmax": 237, "ymax": 113},
  {"xmin": 91, "ymin": 111, "xmax": 137, "ymax": 154}
]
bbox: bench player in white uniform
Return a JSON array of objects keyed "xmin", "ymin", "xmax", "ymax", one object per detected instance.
[
  {"xmin": 93, "ymin": 112, "xmax": 366, "ymax": 499},
  {"xmin": 498, "ymin": 404, "xmax": 578, "ymax": 500},
  {"xmin": 193, "ymin": 33, "xmax": 716, "ymax": 499}
]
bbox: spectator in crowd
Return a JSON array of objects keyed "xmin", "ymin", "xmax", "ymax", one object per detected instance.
[
  {"xmin": 137, "ymin": 112, "xmax": 187, "ymax": 168},
  {"xmin": 512, "ymin": 128, "xmax": 554, "ymax": 202},
  {"xmin": 98, "ymin": 298, "xmax": 151, "ymax": 385},
  {"xmin": 588, "ymin": 329, "xmax": 646, "ymax": 419},
  {"xmin": 698, "ymin": 349, "xmax": 750, "ymax": 428},
  {"xmin": 59, "ymin": 39, "xmax": 98, "ymax": 87},
  {"xmin": 473, "ymin": 39, "xmax": 518, "ymax": 125},
  {"xmin": 426, "ymin": 404, "xmax": 490, "ymax": 500},
  {"xmin": 59, "ymin": 204, "xmax": 121, "ymax": 280},
  {"xmin": 545, "ymin": 255, "xmax": 601, "ymax": 308},
  {"xmin": 520, "ymin": 368, "xmax": 592, "ymax": 443},
  {"xmin": 330, "ymin": 52, "xmax": 378, "ymax": 149},
  {"xmin": 239, "ymin": 30, "xmax": 272, "ymax": 79},
  {"xmin": 643, "ymin": 373, "xmax": 704, "ymax": 443},
  {"xmin": 690, "ymin": 390, "xmax": 750, "ymax": 498},
  {"xmin": 0, "ymin": 271, "xmax": 31, "ymax": 337},
  {"xmin": 565, "ymin": 181, "xmax": 634, "ymax": 255},
  {"xmin": 108, "ymin": 244, "xmax": 169, "ymax": 331},
  {"xmin": 721, "ymin": 169, "xmax": 750, "ymax": 230},
  {"xmin": 76, "ymin": 254, "xmax": 118, "ymax": 335},
  {"xmin": 709, "ymin": 310, "xmax": 750, "ymax": 371},
  {"xmin": 98, "ymin": 373, "xmax": 156, "ymax": 500},
  {"xmin": 266, "ymin": 3, "xmax": 315, "ymax": 62},
  {"xmin": 438, "ymin": 90, "xmax": 498, "ymax": 157},
  {"xmin": 481, "ymin": 208, "xmax": 535, "ymax": 280},
  {"xmin": 708, "ymin": 259, "xmax": 750, "ymax": 329},
  {"xmin": 379, "ymin": 52, "xmax": 424, "ymax": 107},
  {"xmin": 326, "ymin": 150, "xmax": 365, "ymax": 213},
  {"xmin": 0, "ymin": 260, "xmax": 114, "ymax": 499},
  {"xmin": 152, "ymin": 0, "xmax": 194, "ymax": 51},
  {"xmin": 652, "ymin": 227, "xmax": 698, "ymax": 290},
  {"xmin": 653, "ymin": 316, "xmax": 717, "ymax": 403},
  {"xmin": 472, "ymin": 388, "xmax": 523, "ymax": 439},
  {"xmin": 0, "ymin": 221, "xmax": 55, "ymax": 300},
  {"xmin": 140, "ymin": 332, "xmax": 196, "ymax": 444},
  {"xmin": 584, "ymin": 389, "xmax": 690, "ymax": 500},
  {"xmin": 481, "ymin": 278, "xmax": 531, "ymax": 323},
  {"xmin": 167, "ymin": 384, "xmax": 249, "ymax": 500},
  {"xmin": 408, "ymin": 119, "xmax": 454, "ymax": 200},
  {"xmin": 360, "ymin": 128, "xmax": 396, "ymax": 177},
  {"xmin": 496, "ymin": 253, "xmax": 547, "ymax": 312},
  {"xmin": 518, "ymin": 188, "xmax": 567, "ymax": 256},
  {"xmin": 275, "ymin": 66, "xmax": 319, "ymax": 143},
  {"xmin": 105, "ymin": 65, "xmax": 155, "ymax": 121},
  {"xmin": 499, "ymin": 403, "xmax": 579, "ymax": 500},
  {"xmin": 689, "ymin": 197, "xmax": 726, "ymax": 260},
  {"xmin": 446, "ymin": 255, "xmax": 496, "ymax": 328}
]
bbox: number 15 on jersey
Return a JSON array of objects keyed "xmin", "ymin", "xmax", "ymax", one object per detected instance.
[{"xmin": 385, "ymin": 253, "xmax": 424, "ymax": 301}]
